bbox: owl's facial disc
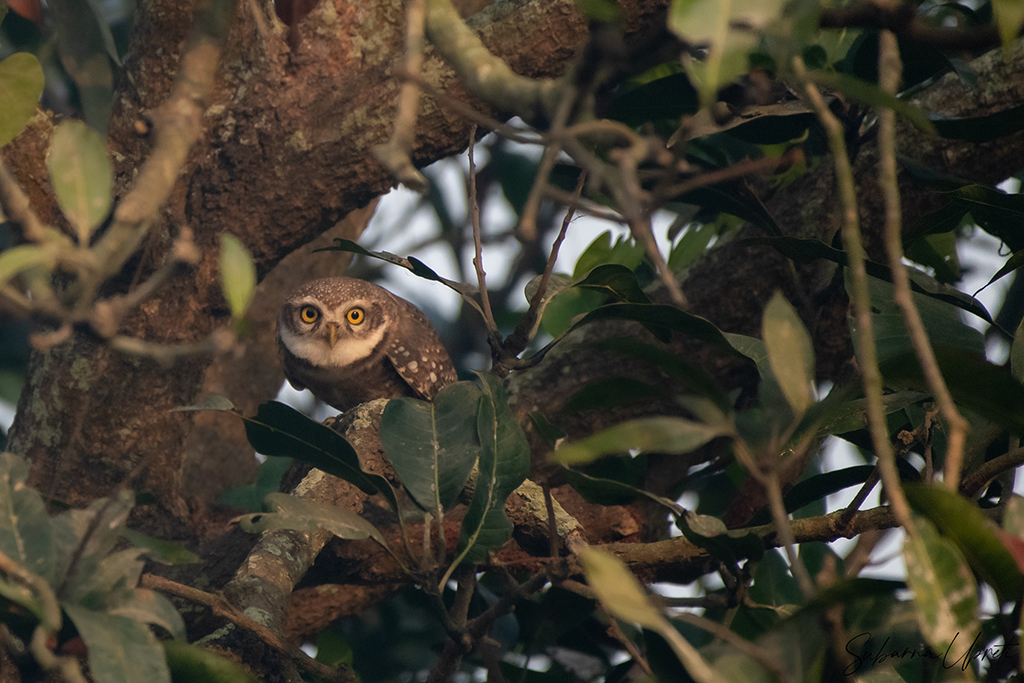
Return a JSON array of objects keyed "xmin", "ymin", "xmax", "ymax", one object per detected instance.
[{"xmin": 281, "ymin": 297, "xmax": 387, "ymax": 368}]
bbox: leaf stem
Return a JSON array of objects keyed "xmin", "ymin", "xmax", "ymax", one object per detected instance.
[
  {"xmin": 793, "ymin": 55, "xmax": 915, "ymax": 533},
  {"xmin": 876, "ymin": 30, "xmax": 970, "ymax": 491}
]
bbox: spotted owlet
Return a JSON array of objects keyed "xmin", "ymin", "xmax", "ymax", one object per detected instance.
[{"xmin": 276, "ymin": 277, "xmax": 458, "ymax": 412}]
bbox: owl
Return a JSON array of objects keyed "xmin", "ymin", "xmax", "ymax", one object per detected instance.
[{"xmin": 277, "ymin": 277, "xmax": 458, "ymax": 412}]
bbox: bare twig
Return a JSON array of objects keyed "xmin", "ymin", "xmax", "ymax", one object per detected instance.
[
  {"xmin": 673, "ymin": 611, "xmax": 789, "ymax": 683},
  {"xmin": 373, "ymin": 0, "xmax": 429, "ymax": 192},
  {"xmin": 763, "ymin": 469, "xmax": 815, "ymax": 598},
  {"xmin": 467, "ymin": 127, "xmax": 502, "ymax": 356},
  {"xmin": 542, "ymin": 184, "xmax": 627, "ymax": 223},
  {"xmin": 0, "ymin": 159, "xmax": 51, "ymax": 244},
  {"xmin": 518, "ymin": 85, "xmax": 578, "ymax": 241},
  {"xmin": 875, "ymin": 31, "xmax": 970, "ymax": 490},
  {"xmin": 794, "ymin": 56, "xmax": 915, "ymax": 534},
  {"xmin": 655, "ymin": 149, "xmax": 802, "ymax": 207},
  {"xmin": 505, "ymin": 170, "xmax": 584, "ymax": 357},
  {"xmin": 141, "ymin": 574, "xmax": 355, "ymax": 683},
  {"xmin": 960, "ymin": 445, "xmax": 1024, "ymax": 497},
  {"xmin": 28, "ymin": 628, "xmax": 89, "ymax": 683},
  {"xmin": 599, "ymin": 604, "xmax": 654, "ymax": 676}
]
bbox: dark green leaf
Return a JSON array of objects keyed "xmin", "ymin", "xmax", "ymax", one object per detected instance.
[
  {"xmin": 573, "ymin": 232, "xmax": 644, "ymax": 279},
  {"xmin": 216, "ymin": 457, "xmax": 292, "ymax": 513},
  {"xmin": 314, "ymin": 629, "xmax": 354, "ymax": 670},
  {"xmin": 381, "ymin": 381, "xmax": 482, "ymax": 512},
  {"xmin": 881, "ymin": 347, "xmax": 1024, "ymax": 434},
  {"xmin": 746, "ymin": 235, "xmax": 996, "ymax": 327},
  {"xmin": 809, "ymin": 71, "xmax": 936, "ymax": 134},
  {"xmin": 49, "ymin": 0, "xmax": 116, "ymax": 134},
  {"xmin": 118, "ymin": 529, "xmax": 200, "ymax": 566},
  {"xmin": 53, "ymin": 490, "xmax": 135, "ymax": 597},
  {"xmin": 565, "ymin": 377, "xmax": 664, "ymax": 412},
  {"xmin": 64, "ymin": 605, "xmax": 171, "ymax": 683},
  {"xmin": 673, "ymin": 186, "xmax": 783, "ymax": 237},
  {"xmin": 163, "ymin": 641, "xmax": 260, "ymax": 683},
  {"xmin": 0, "ymin": 53, "xmax": 45, "ymax": 148},
  {"xmin": 565, "ymin": 302, "xmax": 752, "ymax": 358},
  {"xmin": 932, "ymin": 104, "xmax": 1024, "ymax": 143},
  {"xmin": 229, "ymin": 401, "xmax": 398, "ymax": 511},
  {"xmin": 453, "ymin": 374, "xmax": 529, "ymax": 566},
  {"xmin": 575, "ymin": 0, "xmax": 622, "ymax": 22},
  {"xmin": 608, "ymin": 72, "xmax": 699, "ymax": 127},
  {"xmin": 574, "ymin": 264, "xmax": 651, "ymax": 304},
  {"xmin": 905, "ymin": 484, "xmax": 1024, "ymax": 601},
  {"xmin": 977, "ymin": 248, "xmax": 1024, "ymax": 295}
]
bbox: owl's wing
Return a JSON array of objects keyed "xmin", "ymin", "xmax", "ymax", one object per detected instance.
[{"xmin": 384, "ymin": 303, "xmax": 457, "ymax": 400}]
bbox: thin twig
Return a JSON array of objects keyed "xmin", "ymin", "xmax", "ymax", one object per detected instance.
[
  {"xmin": 673, "ymin": 611, "xmax": 789, "ymax": 683},
  {"xmin": 655, "ymin": 149, "xmax": 801, "ymax": 205},
  {"xmin": 960, "ymin": 445, "xmax": 1024, "ymax": 497},
  {"xmin": 0, "ymin": 159, "xmax": 51, "ymax": 244},
  {"xmin": 794, "ymin": 56, "xmax": 915, "ymax": 533},
  {"xmin": 599, "ymin": 604, "xmax": 654, "ymax": 676},
  {"xmin": 763, "ymin": 469, "xmax": 815, "ymax": 598},
  {"xmin": 467, "ymin": 127, "xmax": 502, "ymax": 356},
  {"xmin": 518, "ymin": 85, "xmax": 578, "ymax": 241},
  {"xmin": 141, "ymin": 574, "xmax": 355, "ymax": 683},
  {"xmin": 875, "ymin": 31, "xmax": 970, "ymax": 491},
  {"xmin": 542, "ymin": 184, "xmax": 627, "ymax": 223},
  {"xmin": 505, "ymin": 171, "xmax": 584, "ymax": 357},
  {"xmin": 28, "ymin": 628, "xmax": 89, "ymax": 683},
  {"xmin": 372, "ymin": 0, "xmax": 428, "ymax": 192}
]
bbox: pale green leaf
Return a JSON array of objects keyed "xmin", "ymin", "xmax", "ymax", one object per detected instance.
[
  {"xmin": 238, "ymin": 492, "xmax": 389, "ymax": 548},
  {"xmin": 903, "ymin": 516, "xmax": 980, "ymax": 655},
  {"xmin": 219, "ymin": 234, "xmax": 257, "ymax": 319},
  {"xmin": 992, "ymin": 0, "xmax": 1024, "ymax": 58},
  {"xmin": 762, "ymin": 291, "xmax": 814, "ymax": 419},
  {"xmin": 47, "ymin": 120, "xmax": 113, "ymax": 244},
  {"xmin": 109, "ymin": 588, "xmax": 186, "ymax": 641},
  {"xmin": 578, "ymin": 547, "xmax": 665, "ymax": 629},
  {"xmin": 163, "ymin": 641, "xmax": 260, "ymax": 683},
  {"xmin": 63, "ymin": 605, "xmax": 171, "ymax": 683},
  {"xmin": 0, "ymin": 245, "xmax": 58, "ymax": 290},
  {"xmin": 551, "ymin": 416, "xmax": 731, "ymax": 465},
  {"xmin": 0, "ymin": 52, "xmax": 45, "ymax": 148}
]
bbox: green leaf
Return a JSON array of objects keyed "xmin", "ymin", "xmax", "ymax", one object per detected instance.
[
  {"xmin": 109, "ymin": 588, "xmax": 186, "ymax": 641},
  {"xmin": 1012, "ymin": 320, "xmax": 1024, "ymax": 384},
  {"xmin": 575, "ymin": 0, "xmax": 622, "ymax": 21},
  {"xmin": 676, "ymin": 511, "xmax": 764, "ymax": 564},
  {"xmin": 219, "ymin": 234, "xmax": 257, "ymax": 320},
  {"xmin": 119, "ymin": 529, "xmax": 200, "ymax": 566},
  {"xmin": 47, "ymin": 120, "xmax": 113, "ymax": 244},
  {"xmin": 578, "ymin": 548, "xmax": 666, "ymax": 629},
  {"xmin": 669, "ymin": 0, "xmax": 785, "ymax": 106},
  {"xmin": 163, "ymin": 641, "xmax": 260, "ymax": 683},
  {"xmin": 762, "ymin": 291, "xmax": 814, "ymax": 419},
  {"xmin": 809, "ymin": 71, "xmax": 936, "ymax": 134},
  {"xmin": 314, "ymin": 629, "xmax": 354, "ymax": 669},
  {"xmin": 0, "ymin": 52, "xmax": 45, "ymax": 148},
  {"xmin": 572, "ymin": 231, "xmax": 644, "ymax": 279},
  {"xmin": 746, "ymin": 235, "xmax": 996, "ymax": 328},
  {"xmin": 381, "ymin": 381, "xmax": 482, "ymax": 513},
  {"xmin": 853, "ymin": 272, "xmax": 985, "ymax": 365},
  {"xmin": 932, "ymin": 104, "xmax": 1024, "ymax": 143},
  {"xmin": 216, "ymin": 401, "xmax": 399, "ymax": 511},
  {"xmin": 452, "ymin": 373, "xmax": 530, "ymax": 567},
  {"xmin": 552, "ymin": 415, "xmax": 732, "ymax": 465},
  {"xmin": 0, "ymin": 245, "xmax": 59, "ymax": 291},
  {"xmin": 49, "ymin": 0, "xmax": 115, "ymax": 134},
  {"xmin": 565, "ymin": 377, "xmax": 664, "ymax": 412},
  {"xmin": 579, "ymin": 549, "xmax": 724, "ymax": 683},
  {"xmin": 238, "ymin": 492, "xmax": 389, "ymax": 549},
  {"xmin": 64, "ymin": 605, "xmax": 171, "ymax": 683},
  {"xmin": 564, "ymin": 302, "xmax": 752, "ymax": 359},
  {"xmin": 905, "ymin": 484, "xmax": 1024, "ymax": 601},
  {"xmin": 0, "ymin": 451, "xmax": 57, "ymax": 584},
  {"xmin": 880, "ymin": 346, "xmax": 1024, "ymax": 435},
  {"xmin": 902, "ymin": 516, "xmax": 980, "ymax": 654},
  {"xmin": 317, "ymin": 239, "xmax": 473, "ymax": 294},
  {"xmin": 992, "ymin": 0, "xmax": 1024, "ymax": 57},
  {"xmin": 53, "ymin": 490, "xmax": 135, "ymax": 599},
  {"xmin": 216, "ymin": 457, "xmax": 292, "ymax": 513},
  {"xmin": 574, "ymin": 264, "xmax": 651, "ymax": 304}
]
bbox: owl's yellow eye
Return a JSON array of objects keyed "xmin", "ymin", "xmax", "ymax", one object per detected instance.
[
  {"xmin": 346, "ymin": 307, "xmax": 365, "ymax": 325},
  {"xmin": 300, "ymin": 305, "xmax": 320, "ymax": 324}
]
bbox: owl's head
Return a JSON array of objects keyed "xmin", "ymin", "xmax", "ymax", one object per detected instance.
[{"xmin": 277, "ymin": 277, "xmax": 394, "ymax": 369}]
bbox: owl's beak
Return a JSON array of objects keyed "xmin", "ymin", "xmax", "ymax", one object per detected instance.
[{"xmin": 325, "ymin": 322, "xmax": 340, "ymax": 348}]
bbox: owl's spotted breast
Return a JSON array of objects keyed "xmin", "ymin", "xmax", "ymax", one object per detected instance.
[{"xmin": 276, "ymin": 277, "xmax": 457, "ymax": 412}]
